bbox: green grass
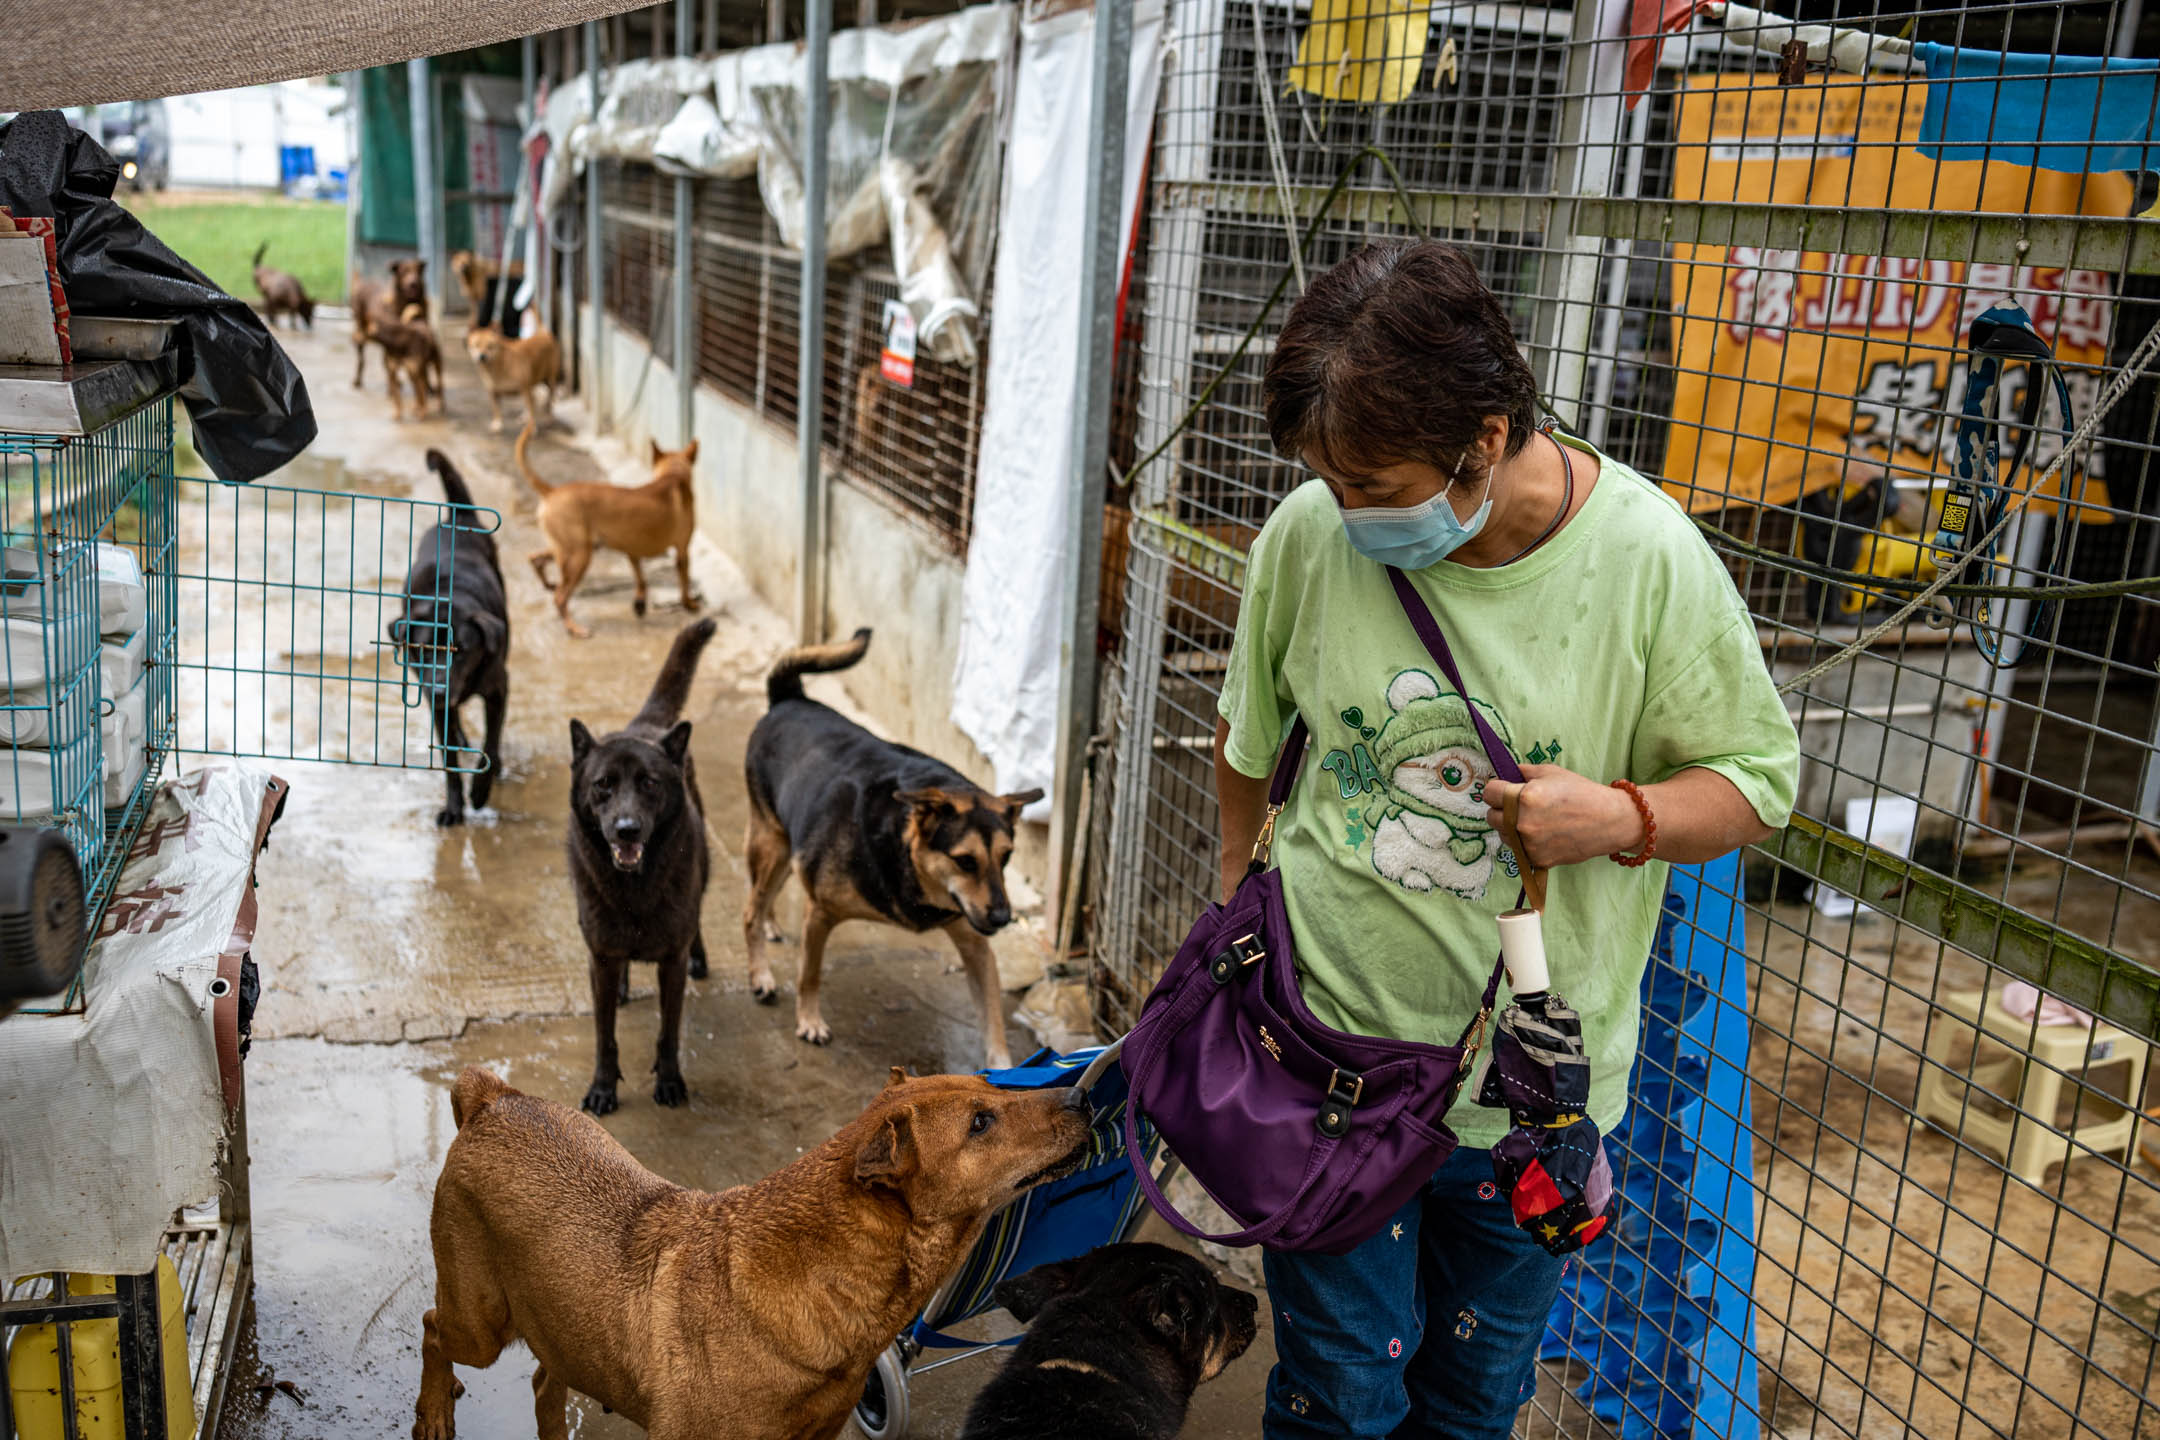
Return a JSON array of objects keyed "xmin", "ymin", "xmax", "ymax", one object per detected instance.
[{"xmin": 122, "ymin": 191, "xmax": 348, "ymax": 306}]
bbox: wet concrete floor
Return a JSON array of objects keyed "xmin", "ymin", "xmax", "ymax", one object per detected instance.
[{"xmin": 210, "ymin": 317, "xmax": 1284, "ymax": 1439}]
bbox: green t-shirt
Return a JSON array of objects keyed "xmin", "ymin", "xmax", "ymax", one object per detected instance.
[{"xmin": 1217, "ymin": 440, "xmax": 1799, "ymax": 1149}]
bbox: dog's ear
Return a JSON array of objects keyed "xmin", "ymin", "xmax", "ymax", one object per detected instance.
[
  {"xmin": 659, "ymin": 719, "xmax": 692, "ymax": 766},
  {"xmin": 854, "ymin": 1106, "xmax": 918, "ymax": 1190},
  {"xmin": 994, "ymin": 1259, "xmax": 1080, "ymax": 1324},
  {"xmin": 997, "ymin": 788, "xmax": 1045, "ymax": 819},
  {"xmin": 885, "ymin": 1065, "xmax": 911, "ymax": 1090},
  {"xmin": 895, "ymin": 788, "xmax": 956, "ymax": 815},
  {"xmin": 569, "ymin": 719, "xmax": 594, "ymax": 765},
  {"xmin": 468, "ymin": 611, "xmax": 507, "ymax": 658},
  {"xmin": 682, "ymin": 439, "xmax": 700, "ymax": 464},
  {"xmin": 650, "ymin": 438, "xmax": 665, "ymax": 465},
  {"xmin": 1140, "ymin": 1271, "xmax": 1202, "ymax": 1342}
]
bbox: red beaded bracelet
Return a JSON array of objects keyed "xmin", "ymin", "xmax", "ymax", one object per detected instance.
[{"xmin": 1609, "ymin": 779, "xmax": 1657, "ymax": 867}]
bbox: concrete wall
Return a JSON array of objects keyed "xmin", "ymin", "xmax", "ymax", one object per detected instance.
[{"xmin": 585, "ymin": 310, "xmax": 1047, "ymax": 883}]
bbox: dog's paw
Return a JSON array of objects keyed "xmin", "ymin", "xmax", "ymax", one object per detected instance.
[
  {"xmin": 763, "ymin": 923, "xmax": 786, "ymax": 945},
  {"xmin": 468, "ymin": 779, "xmax": 494, "ymax": 811},
  {"xmin": 633, "ymin": 596, "xmax": 649, "ymax": 618},
  {"xmin": 682, "ymin": 593, "xmax": 705, "ymax": 613},
  {"xmin": 796, "ymin": 1017, "xmax": 833, "ymax": 1046},
  {"xmin": 489, "ymin": 418, "xmax": 504, "ymax": 433},
  {"xmin": 749, "ymin": 971, "xmax": 778, "ymax": 1004},
  {"xmin": 436, "ymin": 807, "xmax": 465, "ymax": 828},
  {"xmin": 580, "ymin": 1082, "xmax": 620, "ymax": 1115},
  {"xmin": 412, "ymin": 1415, "xmax": 454, "ymax": 1440},
  {"xmin": 566, "ymin": 622, "xmax": 592, "ymax": 640},
  {"xmin": 688, "ymin": 952, "xmax": 709, "ymax": 981},
  {"xmin": 652, "ymin": 1071, "xmax": 689, "ymax": 1107}
]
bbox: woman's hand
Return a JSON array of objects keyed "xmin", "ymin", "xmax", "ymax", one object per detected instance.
[
  {"xmin": 1479, "ymin": 764, "xmax": 1644, "ymax": 870},
  {"xmin": 1480, "ymin": 764, "xmax": 1775, "ymax": 870}
]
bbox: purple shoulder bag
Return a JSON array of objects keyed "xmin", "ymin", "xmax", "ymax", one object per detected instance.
[{"xmin": 1121, "ymin": 569, "xmax": 1528, "ymax": 1255}]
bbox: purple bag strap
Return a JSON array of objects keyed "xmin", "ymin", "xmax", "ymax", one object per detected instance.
[{"xmin": 1384, "ymin": 567, "xmax": 1525, "ymax": 787}]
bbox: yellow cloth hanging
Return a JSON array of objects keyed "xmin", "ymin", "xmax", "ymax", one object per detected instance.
[{"xmin": 1287, "ymin": 0, "xmax": 1433, "ymax": 105}]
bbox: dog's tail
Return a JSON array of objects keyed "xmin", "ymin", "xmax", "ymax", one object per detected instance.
[
  {"xmin": 451, "ymin": 1067, "xmax": 513, "ymax": 1129},
  {"xmin": 767, "ymin": 628, "xmax": 872, "ymax": 706},
  {"xmin": 251, "ymin": 241, "xmax": 268, "ymax": 270},
  {"xmin": 426, "ymin": 449, "xmax": 477, "ymax": 510},
  {"xmin": 514, "ymin": 418, "xmax": 557, "ymax": 498},
  {"xmin": 633, "ymin": 616, "xmax": 719, "ymax": 730}
]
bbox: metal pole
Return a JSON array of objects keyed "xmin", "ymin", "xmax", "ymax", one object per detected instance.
[
  {"xmin": 796, "ymin": 0, "xmax": 831, "ymax": 642},
  {"xmin": 343, "ymin": 71, "xmax": 363, "ymax": 305},
  {"xmin": 586, "ymin": 22, "xmax": 608, "ymax": 429},
  {"xmin": 856, "ymin": 0, "xmax": 877, "ymax": 31},
  {"xmin": 676, "ymin": 0, "xmax": 698, "ymax": 448},
  {"xmin": 1046, "ymin": 0, "xmax": 1132, "ymax": 928},
  {"xmin": 768, "ymin": 0, "xmax": 786, "ymax": 42},
  {"xmin": 407, "ymin": 57, "xmax": 443, "ymax": 315}
]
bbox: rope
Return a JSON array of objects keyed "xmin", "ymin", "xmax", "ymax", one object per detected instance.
[
  {"xmin": 1249, "ymin": 0, "xmax": 1306, "ymax": 295},
  {"xmin": 1773, "ymin": 313, "xmax": 2160, "ymax": 695}
]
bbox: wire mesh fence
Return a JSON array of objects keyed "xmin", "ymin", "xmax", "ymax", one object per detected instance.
[
  {"xmin": 1089, "ymin": 0, "xmax": 2160, "ymax": 1436},
  {"xmin": 603, "ymin": 158, "xmax": 991, "ymax": 551}
]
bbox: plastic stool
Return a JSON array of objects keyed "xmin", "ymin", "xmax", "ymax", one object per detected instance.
[{"xmin": 1912, "ymin": 986, "xmax": 2149, "ymax": 1185}]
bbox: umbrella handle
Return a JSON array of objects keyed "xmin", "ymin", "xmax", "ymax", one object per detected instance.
[
  {"xmin": 1074, "ymin": 1035, "xmax": 1125, "ymax": 1093},
  {"xmin": 1497, "ymin": 909, "xmax": 1549, "ymax": 996}
]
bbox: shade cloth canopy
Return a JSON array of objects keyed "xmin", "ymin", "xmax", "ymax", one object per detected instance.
[{"xmin": 4, "ymin": 0, "xmax": 661, "ymax": 109}]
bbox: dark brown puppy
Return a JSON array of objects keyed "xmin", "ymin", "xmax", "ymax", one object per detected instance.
[
  {"xmin": 251, "ymin": 243, "xmax": 315, "ymax": 329},
  {"xmin": 368, "ymin": 306, "xmax": 443, "ymax": 422},
  {"xmin": 351, "ymin": 257, "xmax": 429, "ymax": 388},
  {"xmin": 567, "ymin": 617, "xmax": 715, "ymax": 1114},
  {"xmin": 961, "ymin": 1243, "xmax": 1260, "ymax": 1440},
  {"xmin": 414, "ymin": 1066, "xmax": 1093, "ymax": 1440},
  {"xmin": 742, "ymin": 630, "xmax": 1040, "ymax": 1068}
]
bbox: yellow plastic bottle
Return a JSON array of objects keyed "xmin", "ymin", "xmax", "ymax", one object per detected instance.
[{"xmin": 6, "ymin": 1255, "xmax": 196, "ymax": 1440}]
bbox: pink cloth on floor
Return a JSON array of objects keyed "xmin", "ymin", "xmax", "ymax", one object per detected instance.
[{"xmin": 2000, "ymin": 981, "xmax": 2096, "ymax": 1029}]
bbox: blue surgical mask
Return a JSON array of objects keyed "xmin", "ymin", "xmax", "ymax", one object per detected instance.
[{"xmin": 1337, "ymin": 466, "xmax": 1492, "ymax": 569}]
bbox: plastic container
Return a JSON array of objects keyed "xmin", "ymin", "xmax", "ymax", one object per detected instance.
[{"xmin": 6, "ymin": 1255, "xmax": 197, "ymax": 1440}]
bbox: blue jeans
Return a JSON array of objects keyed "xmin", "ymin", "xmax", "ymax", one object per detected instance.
[{"xmin": 1262, "ymin": 1147, "xmax": 1565, "ymax": 1439}]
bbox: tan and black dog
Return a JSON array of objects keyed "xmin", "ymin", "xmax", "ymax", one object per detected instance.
[
  {"xmin": 449, "ymin": 248, "xmax": 523, "ymax": 320},
  {"xmin": 742, "ymin": 630, "xmax": 1041, "ymax": 1068},
  {"xmin": 465, "ymin": 324, "xmax": 560, "ymax": 434},
  {"xmin": 521, "ymin": 426, "xmax": 700, "ymax": 638},
  {"xmin": 414, "ymin": 1065, "xmax": 1092, "ymax": 1440},
  {"xmin": 250, "ymin": 243, "xmax": 314, "ymax": 329},
  {"xmin": 350, "ymin": 257, "xmax": 429, "ymax": 389}
]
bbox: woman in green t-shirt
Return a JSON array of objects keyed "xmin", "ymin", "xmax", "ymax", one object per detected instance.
[{"xmin": 1216, "ymin": 240, "xmax": 1799, "ymax": 1438}]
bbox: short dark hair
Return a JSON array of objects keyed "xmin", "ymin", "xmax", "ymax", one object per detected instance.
[{"xmin": 1264, "ymin": 241, "xmax": 1541, "ymax": 482}]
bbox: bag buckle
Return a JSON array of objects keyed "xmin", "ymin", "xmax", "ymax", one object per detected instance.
[
  {"xmin": 1250, "ymin": 804, "xmax": 1283, "ymax": 866},
  {"xmin": 1317, "ymin": 1069, "xmax": 1363, "ymax": 1138},
  {"xmin": 1208, "ymin": 934, "xmax": 1266, "ymax": 985}
]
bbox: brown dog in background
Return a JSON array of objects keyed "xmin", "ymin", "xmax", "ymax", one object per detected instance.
[
  {"xmin": 413, "ymin": 1065, "xmax": 1094, "ymax": 1440},
  {"xmin": 465, "ymin": 324, "xmax": 560, "ymax": 433},
  {"xmin": 449, "ymin": 248, "xmax": 524, "ymax": 318},
  {"xmin": 520, "ymin": 424, "xmax": 701, "ymax": 638},
  {"xmin": 351, "ymin": 257, "xmax": 429, "ymax": 389},
  {"xmin": 251, "ymin": 243, "xmax": 314, "ymax": 329},
  {"xmin": 371, "ymin": 305, "xmax": 443, "ymax": 422}
]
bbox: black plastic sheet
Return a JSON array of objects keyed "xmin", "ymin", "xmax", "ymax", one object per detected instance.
[{"xmin": 0, "ymin": 110, "xmax": 314, "ymax": 480}]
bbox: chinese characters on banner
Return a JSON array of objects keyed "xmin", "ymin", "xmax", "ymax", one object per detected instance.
[{"xmin": 1662, "ymin": 73, "xmax": 2131, "ymax": 520}]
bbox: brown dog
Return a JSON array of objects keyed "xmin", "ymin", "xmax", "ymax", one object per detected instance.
[
  {"xmin": 465, "ymin": 324, "xmax": 560, "ymax": 433},
  {"xmin": 250, "ymin": 243, "xmax": 314, "ymax": 329},
  {"xmin": 521, "ymin": 425, "xmax": 701, "ymax": 638},
  {"xmin": 350, "ymin": 257, "xmax": 429, "ymax": 388},
  {"xmin": 414, "ymin": 1065, "xmax": 1094, "ymax": 1440},
  {"xmin": 371, "ymin": 305, "xmax": 444, "ymax": 422},
  {"xmin": 449, "ymin": 248, "xmax": 524, "ymax": 318}
]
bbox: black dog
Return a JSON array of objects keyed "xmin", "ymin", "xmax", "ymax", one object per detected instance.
[
  {"xmin": 742, "ymin": 628, "xmax": 1042, "ymax": 1068},
  {"xmin": 567, "ymin": 617, "xmax": 715, "ymax": 1115},
  {"xmin": 393, "ymin": 450, "xmax": 508, "ymax": 827},
  {"xmin": 961, "ymin": 1243, "xmax": 1260, "ymax": 1440}
]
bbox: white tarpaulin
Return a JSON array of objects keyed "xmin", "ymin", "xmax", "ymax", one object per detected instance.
[
  {"xmin": 544, "ymin": 3, "xmax": 1012, "ymax": 362},
  {"xmin": 0, "ymin": 762, "xmax": 280, "ymax": 1279},
  {"xmin": 949, "ymin": 0, "xmax": 1165, "ymax": 817}
]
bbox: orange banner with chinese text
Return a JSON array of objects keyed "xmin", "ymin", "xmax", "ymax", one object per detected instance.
[{"xmin": 1661, "ymin": 73, "xmax": 2130, "ymax": 520}]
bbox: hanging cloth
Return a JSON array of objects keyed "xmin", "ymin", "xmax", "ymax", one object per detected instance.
[{"xmin": 1914, "ymin": 44, "xmax": 2160, "ymax": 174}]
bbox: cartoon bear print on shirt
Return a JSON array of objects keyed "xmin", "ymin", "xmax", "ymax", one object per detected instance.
[{"xmin": 1365, "ymin": 670, "xmax": 1515, "ymax": 899}]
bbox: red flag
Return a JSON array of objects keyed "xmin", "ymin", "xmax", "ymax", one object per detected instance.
[{"xmin": 1625, "ymin": 0, "xmax": 1712, "ymax": 109}]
